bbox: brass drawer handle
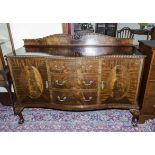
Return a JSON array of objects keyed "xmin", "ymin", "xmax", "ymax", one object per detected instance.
[
  {"xmin": 55, "ymin": 80, "xmax": 66, "ymax": 86},
  {"xmin": 54, "ymin": 65, "xmax": 65, "ymax": 71},
  {"xmin": 45, "ymin": 81, "xmax": 48, "ymax": 89},
  {"xmin": 57, "ymin": 96, "xmax": 67, "ymax": 102},
  {"xmin": 83, "ymin": 96, "xmax": 92, "ymax": 102},
  {"xmin": 153, "ymin": 105, "xmax": 155, "ymax": 108},
  {"xmin": 82, "ymin": 80, "xmax": 93, "ymax": 86},
  {"xmin": 101, "ymin": 81, "xmax": 105, "ymax": 90}
]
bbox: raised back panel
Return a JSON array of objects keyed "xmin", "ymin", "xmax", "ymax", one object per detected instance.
[{"xmin": 24, "ymin": 33, "xmax": 133, "ymax": 47}]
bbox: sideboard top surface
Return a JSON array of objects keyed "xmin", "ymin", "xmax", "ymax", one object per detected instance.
[{"xmin": 6, "ymin": 46, "xmax": 144, "ymax": 58}]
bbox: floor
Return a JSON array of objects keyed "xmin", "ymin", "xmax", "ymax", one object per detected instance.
[{"xmin": 0, "ymin": 104, "xmax": 155, "ymax": 132}]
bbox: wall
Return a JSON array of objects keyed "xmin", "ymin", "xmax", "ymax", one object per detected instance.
[
  {"xmin": 0, "ymin": 23, "xmax": 149, "ymax": 92},
  {"xmin": 0, "ymin": 23, "xmax": 63, "ymax": 92},
  {"xmin": 10, "ymin": 23, "xmax": 63, "ymax": 49},
  {"xmin": 70, "ymin": 23, "xmax": 149, "ymax": 45},
  {"xmin": 10, "ymin": 23, "xmax": 150, "ymax": 48}
]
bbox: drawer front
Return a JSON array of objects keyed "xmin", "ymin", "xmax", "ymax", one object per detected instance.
[
  {"xmin": 48, "ymin": 60, "xmax": 76, "ymax": 73},
  {"xmin": 142, "ymin": 81, "xmax": 155, "ymax": 115},
  {"xmin": 79, "ymin": 91, "xmax": 97, "ymax": 105},
  {"xmin": 52, "ymin": 91, "xmax": 97, "ymax": 105},
  {"xmin": 77, "ymin": 75, "xmax": 98, "ymax": 89},
  {"xmin": 142, "ymin": 96, "xmax": 155, "ymax": 115},
  {"xmin": 146, "ymin": 81, "xmax": 155, "ymax": 97},
  {"xmin": 50, "ymin": 75, "xmax": 98, "ymax": 90},
  {"xmin": 47, "ymin": 59, "xmax": 99, "ymax": 74},
  {"xmin": 152, "ymin": 53, "xmax": 155, "ymax": 64},
  {"xmin": 50, "ymin": 75, "xmax": 76, "ymax": 89},
  {"xmin": 76, "ymin": 60, "xmax": 99, "ymax": 73},
  {"xmin": 149, "ymin": 64, "xmax": 155, "ymax": 80},
  {"xmin": 52, "ymin": 91, "xmax": 79, "ymax": 105}
]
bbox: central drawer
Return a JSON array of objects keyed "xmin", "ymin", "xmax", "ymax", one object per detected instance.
[
  {"xmin": 76, "ymin": 59, "xmax": 99, "ymax": 74},
  {"xmin": 50, "ymin": 75, "xmax": 98, "ymax": 89},
  {"xmin": 49, "ymin": 60, "xmax": 76, "ymax": 73},
  {"xmin": 50, "ymin": 75, "xmax": 76, "ymax": 89},
  {"xmin": 142, "ymin": 96, "xmax": 155, "ymax": 115},
  {"xmin": 51, "ymin": 90, "xmax": 97, "ymax": 105},
  {"xmin": 48, "ymin": 59, "xmax": 99, "ymax": 74}
]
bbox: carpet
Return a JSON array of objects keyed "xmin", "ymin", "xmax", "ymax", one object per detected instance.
[{"xmin": 0, "ymin": 104, "xmax": 155, "ymax": 132}]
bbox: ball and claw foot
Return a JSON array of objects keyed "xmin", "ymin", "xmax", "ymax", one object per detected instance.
[
  {"xmin": 130, "ymin": 109, "xmax": 139, "ymax": 127},
  {"xmin": 132, "ymin": 117, "xmax": 138, "ymax": 127},
  {"xmin": 18, "ymin": 113, "xmax": 24, "ymax": 124}
]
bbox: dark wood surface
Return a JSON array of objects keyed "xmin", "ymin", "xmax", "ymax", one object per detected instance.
[
  {"xmin": 138, "ymin": 40, "xmax": 155, "ymax": 123},
  {"xmin": 139, "ymin": 40, "xmax": 155, "ymax": 49},
  {"xmin": 14, "ymin": 46, "xmax": 135, "ymax": 57},
  {"xmin": 23, "ymin": 33, "xmax": 133, "ymax": 46},
  {"xmin": 6, "ymin": 33, "xmax": 145, "ymax": 125},
  {"xmin": 131, "ymin": 29, "xmax": 150, "ymax": 40},
  {"xmin": 131, "ymin": 29, "xmax": 150, "ymax": 35},
  {"xmin": 0, "ymin": 92, "xmax": 15, "ymax": 106},
  {"xmin": 150, "ymin": 27, "xmax": 155, "ymax": 40}
]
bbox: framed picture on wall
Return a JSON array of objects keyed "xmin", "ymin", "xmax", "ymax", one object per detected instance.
[
  {"xmin": 62, "ymin": 23, "xmax": 117, "ymax": 36},
  {"xmin": 62, "ymin": 23, "xmax": 95, "ymax": 35}
]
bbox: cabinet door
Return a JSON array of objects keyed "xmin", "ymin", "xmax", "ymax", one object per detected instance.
[
  {"xmin": 7, "ymin": 57, "xmax": 50, "ymax": 104},
  {"xmin": 100, "ymin": 57, "xmax": 143, "ymax": 105}
]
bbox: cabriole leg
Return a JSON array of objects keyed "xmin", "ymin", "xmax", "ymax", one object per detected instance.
[
  {"xmin": 130, "ymin": 109, "xmax": 140, "ymax": 127},
  {"xmin": 14, "ymin": 106, "xmax": 24, "ymax": 124},
  {"xmin": 17, "ymin": 113, "xmax": 24, "ymax": 124}
]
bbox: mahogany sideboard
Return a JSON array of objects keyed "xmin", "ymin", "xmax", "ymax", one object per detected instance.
[
  {"xmin": 139, "ymin": 40, "xmax": 155, "ymax": 123},
  {"xmin": 6, "ymin": 34, "xmax": 145, "ymax": 126}
]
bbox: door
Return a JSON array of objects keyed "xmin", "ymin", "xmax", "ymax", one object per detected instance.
[
  {"xmin": 100, "ymin": 57, "xmax": 144, "ymax": 105},
  {"xmin": 7, "ymin": 57, "xmax": 50, "ymax": 104}
]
